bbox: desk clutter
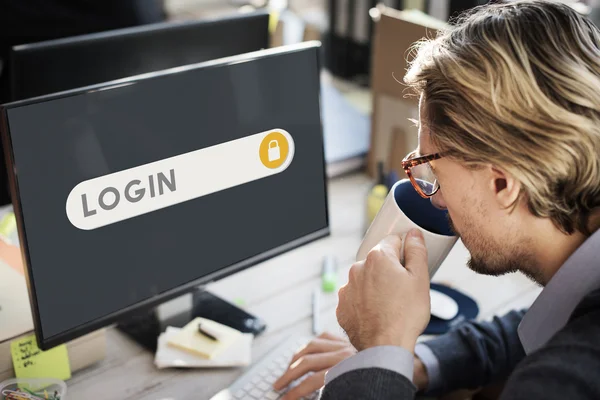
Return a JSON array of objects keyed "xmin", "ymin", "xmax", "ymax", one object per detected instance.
[
  {"xmin": 366, "ymin": 161, "xmax": 400, "ymax": 229},
  {"xmin": 425, "ymin": 283, "xmax": 479, "ymax": 335},
  {"xmin": 9, "ymin": 335, "xmax": 70, "ymax": 383},
  {"xmin": 0, "ymin": 207, "xmax": 106, "ymax": 383},
  {"xmin": 154, "ymin": 318, "xmax": 254, "ymax": 369},
  {"xmin": 0, "ymin": 378, "xmax": 67, "ymax": 400}
]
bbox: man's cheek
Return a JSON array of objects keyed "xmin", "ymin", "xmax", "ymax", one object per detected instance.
[
  {"xmin": 336, "ymin": 287, "xmax": 348, "ymax": 318},
  {"xmin": 450, "ymin": 219, "xmax": 458, "ymax": 235},
  {"xmin": 446, "ymin": 211, "xmax": 459, "ymax": 236}
]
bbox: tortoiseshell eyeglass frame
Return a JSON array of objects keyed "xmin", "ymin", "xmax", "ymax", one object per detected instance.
[{"xmin": 401, "ymin": 150, "xmax": 444, "ymax": 198}]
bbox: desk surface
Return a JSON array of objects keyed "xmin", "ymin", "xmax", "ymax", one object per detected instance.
[{"xmin": 66, "ymin": 172, "xmax": 541, "ymax": 399}]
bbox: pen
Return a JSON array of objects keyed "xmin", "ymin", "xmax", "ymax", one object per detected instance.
[
  {"xmin": 312, "ymin": 288, "xmax": 321, "ymax": 335},
  {"xmin": 198, "ymin": 323, "xmax": 219, "ymax": 341}
]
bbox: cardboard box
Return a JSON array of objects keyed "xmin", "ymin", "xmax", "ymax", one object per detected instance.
[
  {"xmin": 303, "ymin": 22, "xmax": 321, "ymax": 42},
  {"xmin": 388, "ymin": 126, "xmax": 410, "ymax": 179},
  {"xmin": 270, "ymin": 16, "xmax": 285, "ymax": 47},
  {"xmin": 367, "ymin": 6, "xmax": 448, "ymax": 177}
]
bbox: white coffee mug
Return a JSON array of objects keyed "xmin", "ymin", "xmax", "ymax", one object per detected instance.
[{"xmin": 356, "ymin": 179, "xmax": 458, "ymax": 278}]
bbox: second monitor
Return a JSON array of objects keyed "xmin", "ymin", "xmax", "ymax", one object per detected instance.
[
  {"xmin": 9, "ymin": 10, "xmax": 271, "ymax": 102},
  {"xmin": 0, "ymin": 10, "xmax": 271, "ymax": 207}
]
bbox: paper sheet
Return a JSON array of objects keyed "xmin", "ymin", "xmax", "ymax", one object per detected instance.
[
  {"xmin": 0, "ymin": 239, "xmax": 24, "ymax": 275},
  {"xmin": 167, "ymin": 317, "xmax": 244, "ymax": 359},
  {"xmin": 155, "ymin": 327, "xmax": 252, "ymax": 369},
  {"xmin": 0, "ymin": 261, "xmax": 34, "ymax": 342}
]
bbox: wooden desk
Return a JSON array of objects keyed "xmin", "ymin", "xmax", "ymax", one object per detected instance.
[{"xmin": 66, "ymin": 172, "xmax": 540, "ymax": 399}]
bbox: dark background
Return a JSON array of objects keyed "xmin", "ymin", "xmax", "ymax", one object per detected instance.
[{"xmin": 4, "ymin": 47, "xmax": 328, "ymax": 342}]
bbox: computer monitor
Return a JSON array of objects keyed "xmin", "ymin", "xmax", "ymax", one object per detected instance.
[
  {"xmin": 9, "ymin": 10, "xmax": 270, "ymax": 102},
  {"xmin": 0, "ymin": 10, "xmax": 270, "ymax": 207},
  {"xmin": 0, "ymin": 41, "xmax": 328, "ymax": 350}
]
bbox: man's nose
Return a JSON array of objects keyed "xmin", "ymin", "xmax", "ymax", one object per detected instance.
[{"xmin": 430, "ymin": 191, "xmax": 447, "ymax": 210}]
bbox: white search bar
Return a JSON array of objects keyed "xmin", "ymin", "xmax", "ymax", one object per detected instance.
[{"xmin": 66, "ymin": 128, "xmax": 295, "ymax": 230}]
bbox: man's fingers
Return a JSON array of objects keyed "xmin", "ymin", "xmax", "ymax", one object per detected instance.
[
  {"xmin": 273, "ymin": 365, "xmax": 297, "ymax": 391},
  {"xmin": 288, "ymin": 338, "xmax": 349, "ymax": 366},
  {"xmin": 273, "ymin": 353, "xmax": 341, "ymax": 391},
  {"xmin": 280, "ymin": 370, "xmax": 326, "ymax": 400},
  {"xmin": 403, "ymin": 229, "xmax": 429, "ymax": 278},
  {"xmin": 370, "ymin": 234, "xmax": 404, "ymax": 262}
]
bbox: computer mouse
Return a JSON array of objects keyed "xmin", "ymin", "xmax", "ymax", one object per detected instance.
[{"xmin": 430, "ymin": 289, "xmax": 459, "ymax": 320}]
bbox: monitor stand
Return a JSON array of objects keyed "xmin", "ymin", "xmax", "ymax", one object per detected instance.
[{"xmin": 116, "ymin": 288, "xmax": 265, "ymax": 352}]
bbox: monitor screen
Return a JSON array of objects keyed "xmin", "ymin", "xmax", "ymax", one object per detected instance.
[
  {"xmin": 9, "ymin": 11, "xmax": 270, "ymax": 101},
  {"xmin": 0, "ymin": 42, "xmax": 328, "ymax": 349}
]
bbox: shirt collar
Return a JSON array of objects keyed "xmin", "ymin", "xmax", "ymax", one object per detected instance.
[{"xmin": 518, "ymin": 229, "xmax": 600, "ymax": 354}]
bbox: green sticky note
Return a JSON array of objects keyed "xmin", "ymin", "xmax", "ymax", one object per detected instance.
[{"xmin": 11, "ymin": 335, "xmax": 71, "ymax": 381}]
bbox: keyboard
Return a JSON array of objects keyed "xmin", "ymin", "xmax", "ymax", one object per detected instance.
[{"xmin": 210, "ymin": 335, "xmax": 319, "ymax": 400}]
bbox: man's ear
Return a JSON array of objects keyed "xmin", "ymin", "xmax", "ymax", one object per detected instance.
[{"xmin": 489, "ymin": 166, "xmax": 521, "ymax": 208}]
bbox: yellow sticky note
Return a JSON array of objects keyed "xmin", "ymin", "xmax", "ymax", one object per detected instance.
[
  {"xmin": 269, "ymin": 12, "xmax": 280, "ymax": 35},
  {"xmin": 0, "ymin": 212, "xmax": 16, "ymax": 238},
  {"xmin": 11, "ymin": 335, "xmax": 71, "ymax": 381},
  {"xmin": 167, "ymin": 317, "xmax": 242, "ymax": 359}
]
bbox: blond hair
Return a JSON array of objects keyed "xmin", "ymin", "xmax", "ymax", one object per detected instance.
[{"xmin": 405, "ymin": 0, "xmax": 600, "ymax": 235}]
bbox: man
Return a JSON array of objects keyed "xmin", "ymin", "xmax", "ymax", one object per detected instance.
[{"xmin": 273, "ymin": 0, "xmax": 600, "ymax": 398}]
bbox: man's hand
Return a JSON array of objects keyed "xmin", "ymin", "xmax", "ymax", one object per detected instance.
[
  {"xmin": 273, "ymin": 332, "xmax": 356, "ymax": 400},
  {"xmin": 336, "ymin": 229, "xmax": 431, "ymax": 352},
  {"xmin": 414, "ymin": 354, "xmax": 430, "ymax": 391}
]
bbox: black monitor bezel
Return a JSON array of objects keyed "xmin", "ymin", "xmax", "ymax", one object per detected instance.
[
  {"xmin": 0, "ymin": 41, "xmax": 330, "ymax": 350},
  {"xmin": 9, "ymin": 10, "xmax": 271, "ymax": 102}
]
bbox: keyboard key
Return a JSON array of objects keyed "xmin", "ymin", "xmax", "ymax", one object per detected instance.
[
  {"xmin": 258, "ymin": 382, "xmax": 271, "ymax": 391},
  {"xmin": 271, "ymin": 369, "xmax": 283, "ymax": 377},
  {"xmin": 209, "ymin": 337, "xmax": 316, "ymax": 400},
  {"xmin": 265, "ymin": 392, "xmax": 280, "ymax": 400},
  {"xmin": 273, "ymin": 366, "xmax": 285, "ymax": 376}
]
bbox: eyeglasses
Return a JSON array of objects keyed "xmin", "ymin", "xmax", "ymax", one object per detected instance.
[{"xmin": 401, "ymin": 150, "xmax": 443, "ymax": 198}]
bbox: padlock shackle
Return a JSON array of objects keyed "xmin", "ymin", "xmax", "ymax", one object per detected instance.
[{"xmin": 269, "ymin": 140, "xmax": 278, "ymax": 148}]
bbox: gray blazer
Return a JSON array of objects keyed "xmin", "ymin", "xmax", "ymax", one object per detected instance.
[{"xmin": 319, "ymin": 288, "xmax": 600, "ymax": 399}]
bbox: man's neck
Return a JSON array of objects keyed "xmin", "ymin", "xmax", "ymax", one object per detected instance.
[{"xmin": 530, "ymin": 219, "xmax": 588, "ymax": 285}]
